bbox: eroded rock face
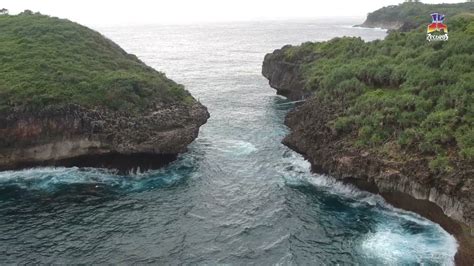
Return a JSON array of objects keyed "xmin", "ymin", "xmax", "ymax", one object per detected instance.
[
  {"xmin": 262, "ymin": 46, "xmax": 310, "ymax": 101},
  {"xmin": 0, "ymin": 103, "xmax": 209, "ymax": 172},
  {"xmin": 283, "ymin": 100, "xmax": 473, "ymax": 226},
  {"xmin": 281, "ymin": 99, "xmax": 474, "ymax": 264}
]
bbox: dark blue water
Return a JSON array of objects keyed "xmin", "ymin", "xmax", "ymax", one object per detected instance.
[{"xmin": 0, "ymin": 20, "xmax": 457, "ymax": 264}]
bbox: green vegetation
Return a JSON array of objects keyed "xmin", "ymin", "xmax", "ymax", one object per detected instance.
[
  {"xmin": 0, "ymin": 12, "xmax": 194, "ymax": 113},
  {"xmin": 364, "ymin": 2, "xmax": 474, "ymax": 29},
  {"xmin": 284, "ymin": 14, "xmax": 474, "ymax": 172}
]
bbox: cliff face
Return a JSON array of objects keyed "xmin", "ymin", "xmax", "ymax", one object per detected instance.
[
  {"xmin": 282, "ymin": 99, "xmax": 474, "ymax": 265},
  {"xmin": 0, "ymin": 103, "xmax": 209, "ymax": 172},
  {"xmin": 281, "ymin": 100, "xmax": 473, "ymax": 226},
  {"xmin": 262, "ymin": 46, "xmax": 309, "ymax": 101}
]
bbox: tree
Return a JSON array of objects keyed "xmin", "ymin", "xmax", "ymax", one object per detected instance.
[
  {"xmin": 19, "ymin": 10, "xmax": 34, "ymax": 15},
  {"xmin": 0, "ymin": 8, "xmax": 8, "ymax": 15}
]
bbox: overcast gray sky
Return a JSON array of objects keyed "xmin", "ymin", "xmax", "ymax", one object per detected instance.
[{"xmin": 1, "ymin": 0, "xmax": 464, "ymax": 26}]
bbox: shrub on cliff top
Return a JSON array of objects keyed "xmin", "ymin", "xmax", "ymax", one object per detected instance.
[
  {"xmin": 285, "ymin": 15, "xmax": 474, "ymax": 170},
  {"xmin": 0, "ymin": 13, "xmax": 194, "ymax": 113}
]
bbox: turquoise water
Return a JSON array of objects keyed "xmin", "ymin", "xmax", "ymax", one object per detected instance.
[{"xmin": 0, "ymin": 20, "xmax": 457, "ymax": 264}]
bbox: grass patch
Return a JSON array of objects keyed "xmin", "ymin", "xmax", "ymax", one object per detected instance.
[{"xmin": 0, "ymin": 12, "xmax": 193, "ymax": 113}]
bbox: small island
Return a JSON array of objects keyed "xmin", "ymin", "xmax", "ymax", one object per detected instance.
[
  {"xmin": 263, "ymin": 3, "xmax": 473, "ymax": 264},
  {"xmin": 0, "ymin": 12, "xmax": 209, "ymax": 172}
]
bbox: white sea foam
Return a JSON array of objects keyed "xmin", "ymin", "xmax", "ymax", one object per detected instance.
[
  {"xmin": 217, "ymin": 139, "xmax": 258, "ymax": 155},
  {"xmin": 0, "ymin": 167, "xmax": 119, "ymax": 189},
  {"xmin": 279, "ymin": 151, "xmax": 381, "ymax": 205},
  {"xmin": 0, "ymin": 166, "xmax": 183, "ymax": 192},
  {"xmin": 361, "ymin": 223, "xmax": 457, "ymax": 265},
  {"xmin": 282, "ymin": 150, "xmax": 458, "ymax": 264}
]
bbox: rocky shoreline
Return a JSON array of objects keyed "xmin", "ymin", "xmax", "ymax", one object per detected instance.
[
  {"xmin": 0, "ymin": 103, "xmax": 209, "ymax": 173},
  {"xmin": 355, "ymin": 20, "xmax": 412, "ymax": 31},
  {"xmin": 262, "ymin": 47, "xmax": 473, "ymax": 265},
  {"xmin": 356, "ymin": 21, "xmax": 403, "ymax": 30}
]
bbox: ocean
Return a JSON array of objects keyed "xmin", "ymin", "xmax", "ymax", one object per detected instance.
[{"xmin": 0, "ymin": 19, "xmax": 457, "ymax": 264}]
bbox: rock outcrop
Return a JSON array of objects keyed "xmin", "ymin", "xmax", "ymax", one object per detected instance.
[
  {"xmin": 263, "ymin": 47, "xmax": 474, "ymax": 265},
  {"xmin": 262, "ymin": 46, "xmax": 310, "ymax": 101},
  {"xmin": 0, "ymin": 103, "xmax": 209, "ymax": 172},
  {"xmin": 281, "ymin": 99, "xmax": 473, "ymax": 226}
]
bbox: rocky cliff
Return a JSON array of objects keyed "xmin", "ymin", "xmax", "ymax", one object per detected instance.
[
  {"xmin": 262, "ymin": 21, "xmax": 473, "ymax": 264},
  {"xmin": 0, "ymin": 103, "xmax": 208, "ymax": 172},
  {"xmin": 263, "ymin": 49, "xmax": 473, "ymax": 227},
  {"xmin": 264, "ymin": 50, "xmax": 474, "ymax": 266},
  {"xmin": 262, "ymin": 45, "xmax": 309, "ymax": 101},
  {"xmin": 0, "ymin": 13, "xmax": 209, "ymax": 172}
]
